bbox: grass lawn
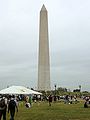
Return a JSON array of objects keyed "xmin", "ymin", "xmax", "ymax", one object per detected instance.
[{"xmin": 6, "ymin": 101, "xmax": 90, "ymax": 120}]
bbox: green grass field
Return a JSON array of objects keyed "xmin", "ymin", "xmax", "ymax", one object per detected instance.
[{"xmin": 6, "ymin": 101, "xmax": 90, "ymax": 120}]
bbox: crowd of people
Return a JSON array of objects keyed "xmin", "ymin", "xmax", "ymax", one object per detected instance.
[{"xmin": 0, "ymin": 94, "xmax": 89, "ymax": 120}]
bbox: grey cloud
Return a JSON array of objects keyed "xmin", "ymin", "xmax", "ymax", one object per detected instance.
[{"xmin": 0, "ymin": 0, "xmax": 90, "ymax": 91}]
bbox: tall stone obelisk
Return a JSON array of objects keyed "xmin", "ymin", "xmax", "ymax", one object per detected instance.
[{"xmin": 38, "ymin": 5, "xmax": 51, "ymax": 91}]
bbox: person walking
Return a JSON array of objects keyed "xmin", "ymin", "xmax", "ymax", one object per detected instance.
[
  {"xmin": 0, "ymin": 97, "xmax": 7, "ymax": 120},
  {"xmin": 8, "ymin": 96, "xmax": 18, "ymax": 120},
  {"xmin": 48, "ymin": 95, "xmax": 52, "ymax": 106}
]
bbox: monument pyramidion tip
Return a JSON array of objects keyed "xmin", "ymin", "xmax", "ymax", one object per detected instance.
[{"xmin": 41, "ymin": 4, "xmax": 47, "ymax": 11}]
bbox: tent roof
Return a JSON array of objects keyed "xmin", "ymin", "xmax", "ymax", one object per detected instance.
[{"xmin": 0, "ymin": 86, "xmax": 42, "ymax": 95}]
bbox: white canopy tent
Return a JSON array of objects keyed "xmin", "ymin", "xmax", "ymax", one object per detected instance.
[{"xmin": 0, "ymin": 86, "xmax": 42, "ymax": 95}]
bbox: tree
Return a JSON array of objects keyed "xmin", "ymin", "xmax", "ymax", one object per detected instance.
[{"xmin": 57, "ymin": 87, "xmax": 67, "ymax": 92}]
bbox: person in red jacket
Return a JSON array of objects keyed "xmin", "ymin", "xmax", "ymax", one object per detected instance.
[{"xmin": 48, "ymin": 95, "xmax": 52, "ymax": 106}]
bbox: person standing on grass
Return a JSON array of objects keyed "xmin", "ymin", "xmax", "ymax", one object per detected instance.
[
  {"xmin": 8, "ymin": 95, "xmax": 18, "ymax": 120},
  {"xmin": 48, "ymin": 95, "xmax": 52, "ymax": 106},
  {"xmin": 0, "ymin": 97, "xmax": 7, "ymax": 120}
]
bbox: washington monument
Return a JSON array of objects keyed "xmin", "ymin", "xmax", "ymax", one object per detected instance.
[{"xmin": 38, "ymin": 5, "xmax": 51, "ymax": 91}]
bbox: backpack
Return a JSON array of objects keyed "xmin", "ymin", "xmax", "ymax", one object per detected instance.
[
  {"xmin": 9, "ymin": 100, "xmax": 16, "ymax": 109},
  {"xmin": 0, "ymin": 98, "xmax": 5, "ymax": 108}
]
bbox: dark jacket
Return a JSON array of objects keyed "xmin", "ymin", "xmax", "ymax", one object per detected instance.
[{"xmin": 8, "ymin": 99, "xmax": 18, "ymax": 112}]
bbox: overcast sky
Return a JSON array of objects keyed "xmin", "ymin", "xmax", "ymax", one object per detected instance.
[{"xmin": 0, "ymin": 0, "xmax": 90, "ymax": 91}]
